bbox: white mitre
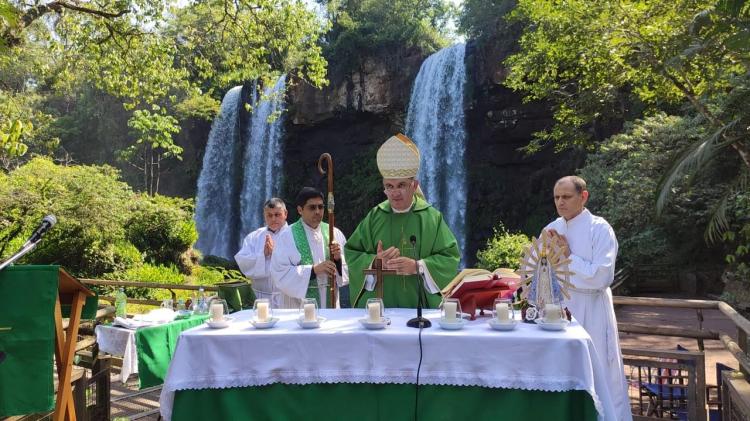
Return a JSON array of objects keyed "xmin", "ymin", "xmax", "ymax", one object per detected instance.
[{"xmin": 376, "ymin": 133, "xmax": 420, "ymax": 178}]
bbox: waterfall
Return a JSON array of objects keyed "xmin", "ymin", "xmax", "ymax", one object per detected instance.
[
  {"xmin": 195, "ymin": 86, "xmax": 244, "ymax": 259},
  {"xmin": 405, "ymin": 43, "xmax": 467, "ymax": 265},
  {"xmin": 195, "ymin": 75, "xmax": 287, "ymax": 260},
  {"xmin": 239, "ymin": 75, "xmax": 287, "ymax": 239}
]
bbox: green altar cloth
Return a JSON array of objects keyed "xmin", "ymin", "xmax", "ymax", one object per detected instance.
[
  {"xmin": 172, "ymin": 383, "xmax": 597, "ymax": 421},
  {"xmin": 0, "ymin": 266, "xmax": 58, "ymax": 416},
  {"xmin": 136, "ymin": 314, "xmax": 209, "ymax": 389}
]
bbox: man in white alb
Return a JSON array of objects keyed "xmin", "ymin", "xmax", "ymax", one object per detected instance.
[
  {"xmin": 545, "ymin": 176, "xmax": 632, "ymax": 421},
  {"xmin": 234, "ymin": 198, "xmax": 296, "ymax": 308},
  {"xmin": 271, "ymin": 187, "xmax": 349, "ymax": 309}
]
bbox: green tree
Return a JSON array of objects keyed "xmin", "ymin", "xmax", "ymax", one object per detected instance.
[
  {"xmin": 504, "ymin": 0, "xmax": 749, "ymax": 242},
  {"xmin": 1, "ymin": 0, "xmax": 329, "ymax": 174},
  {"xmin": 579, "ymin": 113, "xmax": 728, "ymax": 270},
  {"xmin": 122, "ymin": 108, "xmax": 182, "ymax": 195},
  {"xmin": 320, "ymin": 0, "xmax": 454, "ymax": 75},
  {"xmin": 458, "ymin": 0, "xmax": 516, "ymax": 41}
]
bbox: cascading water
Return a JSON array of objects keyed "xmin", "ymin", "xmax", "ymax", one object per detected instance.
[
  {"xmin": 195, "ymin": 75, "xmax": 287, "ymax": 259},
  {"xmin": 405, "ymin": 43, "xmax": 467, "ymax": 265},
  {"xmin": 239, "ymin": 75, "xmax": 287, "ymax": 238},
  {"xmin": 195, "ymin": 86, "xmax": 244, "ymax": 259}
]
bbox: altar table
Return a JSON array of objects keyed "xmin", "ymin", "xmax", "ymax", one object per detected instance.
[
  {"xmin": 95, "ymin": 314, "xmax": 208, "ymax": 387},
  {"xmin": 160, "ymin": 309, "xmax": 618, "ymax": 420}
]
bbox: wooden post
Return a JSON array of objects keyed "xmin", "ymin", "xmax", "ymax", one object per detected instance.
[
  {"xmin": 739, "ymin": 327, "xmax": 749, "ymax": 378},
  {"xmin": 52, "ymin": 269, "xmax": 95, "ymax": 421}
]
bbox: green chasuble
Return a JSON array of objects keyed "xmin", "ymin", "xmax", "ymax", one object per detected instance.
[{"xmin": 345, "ymin": 196, "xmax": 459, "ymax": 308}]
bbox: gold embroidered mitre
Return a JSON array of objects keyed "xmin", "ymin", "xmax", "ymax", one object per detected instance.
[{"xmin": 377, "ymin": 134, "xmax": 420, "ymax": 178}]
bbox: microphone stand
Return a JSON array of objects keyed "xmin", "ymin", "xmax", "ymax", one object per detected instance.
[
  {"xmin": 0, "ymin": 240, "xmax": 40, "ymax": 272},
  {"xmin": 407, "ymin": 238, "xmax": 431, "ymax": 328}
]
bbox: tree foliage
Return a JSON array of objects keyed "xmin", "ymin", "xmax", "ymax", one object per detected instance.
[
  {"xmin": 0, "ymin": 158, "xmax": 198, "ymax": 277},
  {"xmin": 504, "ymin": 0, "xmax": 750, "ymax": 253},
  {"xmin": 0, "ymin": 0, "xmax": 329, "ymax": 175},
  {"xmin": 458, "ymin": 0, "xmax": 516, "ymax": 41},
  {"xmin": 320, "ymin": 0, "xmax": 454, "ymax": 75},
  {"xmin": 579, "ymin": 113, "xmax": 729, "ymax": 269}
]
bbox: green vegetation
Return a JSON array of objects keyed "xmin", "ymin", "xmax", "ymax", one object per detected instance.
[
  {"xmin": 319, "ymin": 0, "xmax": 455, "ymax": 75},
  {"xmin": 489, "ymin": 0, "xmax": 750, "ymax": 292},
  {"xmin": 0, "ymin": 0, "xmax": 329, "ymax": 188},
  {"xmin": 0, "ymin": 158, "xmax": 203, "ymax": 281},
  {"xmin": 475, "ymin": 224, "xmax": 530, "ymax": 271}
]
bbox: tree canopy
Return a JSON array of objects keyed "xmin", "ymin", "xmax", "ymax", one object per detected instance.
[{"xmin": 0, "ymin": 0, "xmax": 329, "ymax": 185}]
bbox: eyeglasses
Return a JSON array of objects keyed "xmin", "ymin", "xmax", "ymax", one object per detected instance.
[
  {"xmin": 305, "ymin": 204, "xmax": 325, "ymax": 211},
  {"xmin": 383, "ymin": 182, "xmax": 413, "ymax": 194}
]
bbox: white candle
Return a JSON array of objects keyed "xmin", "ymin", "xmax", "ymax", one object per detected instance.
[
  {"xmin": 545, "ymin": 304, "xmax": 561, "ymax": 322},
  {"xmin": 210, "ymin": 303, "xmax": 224, "ymax": 322},
  {"xmin": 257, "ymin": 302, "xmax": 269, "ymax": 322},
  {"xmin": 367, "ymin": 302, "xmax": 381, "ymax": 323},
  {"xmin": 304, "ymin": 303, "xmax": 316, "ymax": 322},
  {"xmin": 444, "ymin": 302, "xmax": 457, "ymax": 321},
  {"xmin": 495, "ymin": 303, "xmax": 509, "ymax": 322}
]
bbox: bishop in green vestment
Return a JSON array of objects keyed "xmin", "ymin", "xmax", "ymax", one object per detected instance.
[{"xmin": 346, "ymin": 134, "xmax": 460, "ymax": 308}]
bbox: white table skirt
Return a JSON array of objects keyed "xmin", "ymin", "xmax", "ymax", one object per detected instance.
[
  {"xmin": 160, "ymin": 309, "xmax": 617, "ymax": 421},
  {"xmin": 95, "ymin": 325, "xmax": 138, "ymax": 383}
]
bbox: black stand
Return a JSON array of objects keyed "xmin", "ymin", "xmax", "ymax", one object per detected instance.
[{"xmin": 407, "ymin": 236, "xmax": 431, "ymax": 328}]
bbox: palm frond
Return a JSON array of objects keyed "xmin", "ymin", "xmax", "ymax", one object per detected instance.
[
  {"xmin": 705, "ymin": 167, "xmax": 750, "ymax": 243},
  {"xmin": 656, "ymin": 119, "xmax": 739, "ymax": 215}
]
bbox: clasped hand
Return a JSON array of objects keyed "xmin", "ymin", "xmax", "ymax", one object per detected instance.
[
  {"xmin": 547, "ymin": 229, "xmax": 571, "ymax": 258},
  {"xmin": 312, "ymin": 241, "xmax": 342, "ymax": 279},
  {"xmin": 376, "ymin": 240, "xmax": 417, "ymax": 275}
]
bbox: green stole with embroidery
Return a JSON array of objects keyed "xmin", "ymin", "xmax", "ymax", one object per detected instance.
[{"xmin": 291, "ymin": 221, "xmax": 330, "ymax": 307}]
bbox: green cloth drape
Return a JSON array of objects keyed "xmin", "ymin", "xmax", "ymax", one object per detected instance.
[
  {"xmin": 172, "ymin": 383, "xmax": 597, "ymax": 421},
  {"xmin": 0, "ymin": 265, "xmax": 58, "ymax": 416},
  {"xmin": 136, "ymin": 314, "xmax": 209, "ymax": 389}
]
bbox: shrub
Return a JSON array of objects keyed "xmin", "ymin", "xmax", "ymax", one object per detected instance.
[
  {"xmin": 105, "ymin": 263, "xmax": 184, "ymax": 301},
  {"xmin": 0, "ymin": 158, "xmax": 199, "ymax": 278},
  {"xmin": 190, "ymin": 265, "xmax": 233, "ymax": 286},
  {"xmin": 476, "ymin": 223, "xmax": 530, "ymax": 270},
  {"xmin": 126, "ymin": 194, "xmax": 198, "ymax": 273},
  {"xmin": 0, "ymin": 157, "xmax": 134, "ymax": 277}
]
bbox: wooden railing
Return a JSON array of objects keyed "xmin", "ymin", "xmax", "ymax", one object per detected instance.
[
  {"xmin": 614, "ymin": 296, "xmax": 750, "ymax": 420},
  {"xmin": 614, "ymin": 296, "xmax": 750, "ymax": 377}
]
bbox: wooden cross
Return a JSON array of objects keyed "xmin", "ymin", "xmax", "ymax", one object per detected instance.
[{"xmin": 362, "ymin": 257, "xmax": 398, "ymax": 300}]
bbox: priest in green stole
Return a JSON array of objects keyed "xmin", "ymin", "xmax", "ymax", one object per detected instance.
[
  {"xmin": 271, "ymin": 187, "xmax": 349, "ymax": 308},
  {"xmin": 346, "ymin": 134, "xmax": 460, "ymax": 308}
]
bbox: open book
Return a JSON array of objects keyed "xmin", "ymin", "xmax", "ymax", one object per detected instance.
[{"xmin": 441, "ymin": 268, "xmax": 522, "ymax": 298}]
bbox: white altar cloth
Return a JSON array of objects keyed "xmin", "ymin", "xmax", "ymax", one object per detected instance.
[
  {"xmin": 95, "ymin": 325, "xmax": 138, "ymax": 383},
  {"xmin": 160, "ymin": 309, "xmax": 617, "ymax": 420}
]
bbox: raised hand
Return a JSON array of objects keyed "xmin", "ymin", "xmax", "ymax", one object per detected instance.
[
  {"xmin": 547, "ymin": 229, "xmax": 570, "ymax": 257},
  {"xmin": 264, "ymin": 234, "xmax": 274, "ymax": 257}
]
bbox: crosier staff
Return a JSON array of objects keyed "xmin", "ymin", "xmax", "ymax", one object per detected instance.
[{"xmin": 318, "ymin": 153, "xmax": 341, "ymax": 308}]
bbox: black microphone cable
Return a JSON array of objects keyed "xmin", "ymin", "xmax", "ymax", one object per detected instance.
[{"xmin": 414, "ymin": 320, "xmax": 424, "ymax": 421}]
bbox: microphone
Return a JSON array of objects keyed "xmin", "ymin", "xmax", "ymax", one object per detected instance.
[
  {"xmin": 0, "ymin": 214, "xmax": 57, "ymax": 272},
  {"xmin": 407, "ymin": 235, "xmax": 431, "ymax": 328},
  {"xmin": 23, "ymin": 214, "xmax": 57, "ymax": 247}
]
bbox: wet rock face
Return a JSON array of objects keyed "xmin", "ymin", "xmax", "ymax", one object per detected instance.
[{"xmin": 287, "ymin": 48, "xmax": 426, "ymax": 125}]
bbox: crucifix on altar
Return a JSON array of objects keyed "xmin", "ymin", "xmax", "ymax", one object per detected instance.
[{"xmin": 353, "ymin": 257, "xmax": 397, "ymax": 307}]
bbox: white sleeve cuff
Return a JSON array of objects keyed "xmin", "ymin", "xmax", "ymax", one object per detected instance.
[{"xmin": 418, "ymin": 260, "xmax": 440, "ymax": 294}]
